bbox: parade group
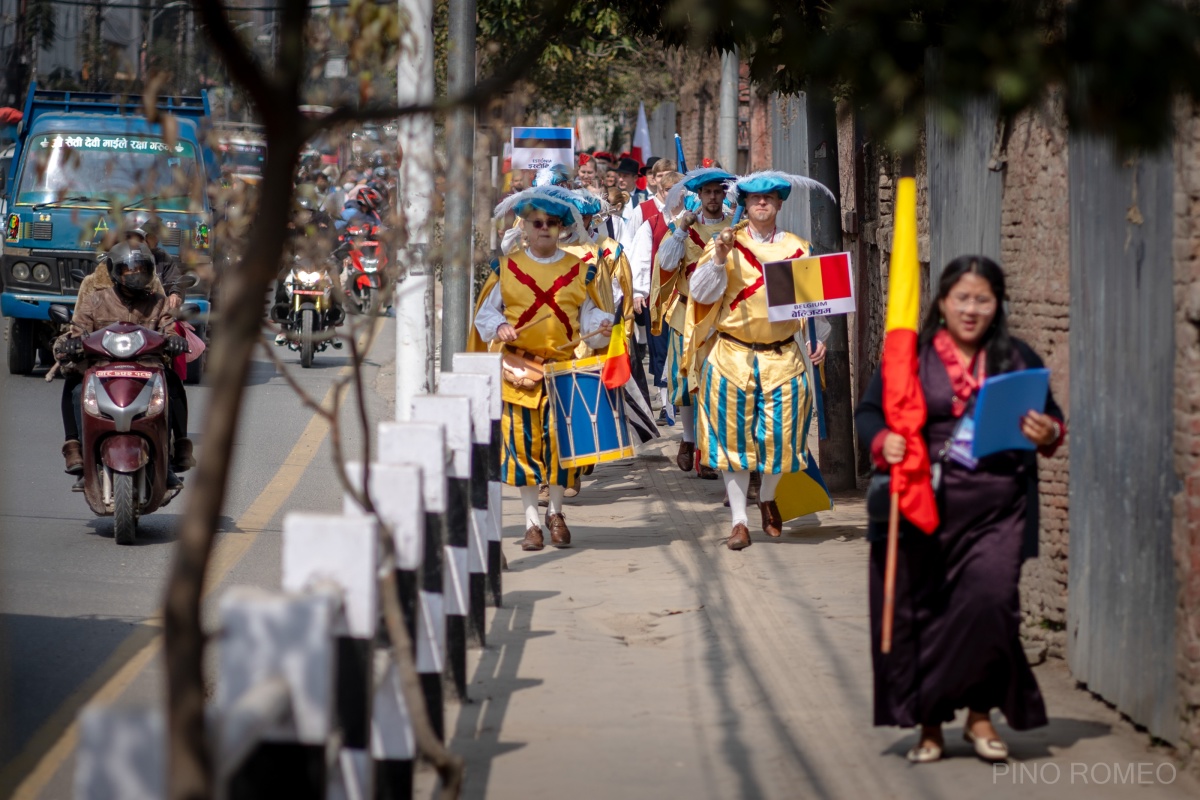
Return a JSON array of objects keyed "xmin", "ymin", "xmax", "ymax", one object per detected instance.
[
  {"xmin": 469, "ymin": 154, "xmax": 830, "ymax": 553},
  {"xmin": 468, "ymin": 146, "xmax": 1071, "ymax": 765}
]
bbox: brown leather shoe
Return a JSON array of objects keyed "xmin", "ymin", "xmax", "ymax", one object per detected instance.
[
  {"xmin": 697, "ymin": 463, "xmax": 719, "ymax": 480},
  {"xmin": 675, "ymin": 441, "xmax": 695, "ymax": 472},
  {"xmin": 747, "ymin": 471, "xmax": 761, "ymax": 501},
  {"xmin": 62, "ymin": 439, "xmax": 83, "ymax": 476},
  {"xmin": 726, "ymin": 523, "xmax": 751, "ymax": 550},
  {"xmin": 761, "ymin": 499, "xmax": 783, "ymax": 537},
  {"xmin": 520, "ymin": 525, "xmax": 545, "ymax": 551},
  {"xmin": 546, "ymin": 512, "xmax": 571, "ymax": 547},
  {"xmin": 172, "ymin": 437, "xmax": 196, "ymax": 472}
]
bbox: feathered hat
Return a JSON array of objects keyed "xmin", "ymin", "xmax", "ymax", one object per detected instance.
[
  {"xmin": 531, "ymin": 163, "xmax": 573, "ymax": 188},
  {"xmin": 665, "ymin": 167, "xmax": 737, "ymax": 215},
  {"xmin": 493, "ymin": 185, "xmax": 586, "ymax": 239},
  {"xmin": 568, "ymin": 189, "xmax": 603, "ymax": 218},
  {"xmin": 734, "ymin": 170, "xmax": 835, "ymax": 205}
]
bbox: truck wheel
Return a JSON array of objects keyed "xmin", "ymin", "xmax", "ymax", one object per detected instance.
[
  {"xmin": 300, "ymin": 309, "xmax": 315, "ymax": 368},
  {"xmin": 185, "ymin": 325, "xmax": 206, "ymax": 385},
  {"xmin": 113, "ymin": 473, "xmax": 137, "ymax": 545},
  {"xmin": 7, "ymin": 319, "xmax": 36, "ymax": 375}
]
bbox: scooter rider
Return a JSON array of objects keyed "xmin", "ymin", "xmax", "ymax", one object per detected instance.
[
  {"xmin": 57, "ymin": 242, "xmax": 189, "ymax": 487},
  {"xmin": 274, "ymin": 188, "xmax": 345, "ymax": 345},
  {"xmin": 124, "ymin": 215, "xmax": 186, "ymax": 309}
]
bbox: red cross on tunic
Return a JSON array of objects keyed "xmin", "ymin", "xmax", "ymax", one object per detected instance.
[
  {"xmin": 508, "ymin": 259, "xmax": 582, "ymax": 339},
  {"xmin": 728, "ymin": 242, "xmax": 806, "ymax": 311}
]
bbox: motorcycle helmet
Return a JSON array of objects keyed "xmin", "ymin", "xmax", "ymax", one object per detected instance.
[
  {"xmin": 366, "ymin": 179, "xmax": 390, "ymax": 209},
  {"xmin": 358, "ymin": 186, "xmax": 384, "ymax": 216},
  {"xmin": 108, "ymin": 241, "xmax": 157, "ymax": 295}
]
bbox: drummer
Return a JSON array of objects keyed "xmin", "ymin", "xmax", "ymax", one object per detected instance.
[{"xmin": 469, "ymin": 185, "xmax": 614, "ymax": 551}]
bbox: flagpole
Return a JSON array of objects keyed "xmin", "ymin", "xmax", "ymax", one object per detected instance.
[{"xmin": 881, "ymin": 488, "xmax": 900, "ymax": 653}]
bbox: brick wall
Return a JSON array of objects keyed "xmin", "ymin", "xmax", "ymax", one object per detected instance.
[
  {"xmin": 999, "ymin": 102, "xmax": 1073, "ymax": 660},
  {"xmin": 1172, "ymin": 100, "xmax": 1200, "ymax": 779}
]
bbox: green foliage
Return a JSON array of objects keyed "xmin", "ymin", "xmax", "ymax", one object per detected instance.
[
  {"xmin": 473, "ymin": 0, "xmax": 674, "ymax": 114},
  {"xmin": 607, "ymin": 0, "xmax": 1200, "ymax": 153}
]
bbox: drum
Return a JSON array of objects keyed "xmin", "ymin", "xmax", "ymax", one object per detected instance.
[{"xmin": 544, "ymin": 355, "xmax": 635, "ymax": 468}]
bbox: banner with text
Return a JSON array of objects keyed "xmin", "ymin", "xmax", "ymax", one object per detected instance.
[
  {"xmin": 763, "ymin": 252, "xmax": 855, "ymax": 322},
  {"xmin": 510, "ymin": 127, "xmax": 574, "ymax": 171}
]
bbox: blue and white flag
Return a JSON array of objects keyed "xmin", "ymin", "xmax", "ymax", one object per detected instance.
[{"xmin": 511, "ymin": 127, "xmax": 574, "ymax": 171}]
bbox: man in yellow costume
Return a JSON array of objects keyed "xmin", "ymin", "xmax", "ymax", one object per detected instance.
[
  {"xmin": 688, "ymin": 171, "xmax": 834, "ymax": 551},
  {"xmin": 470, "ymin": 185, "xmax": 613, "ymax": 551},
  {"xmin": 653, "ymin": 167, "xmax": 736, "ymax": 478}
]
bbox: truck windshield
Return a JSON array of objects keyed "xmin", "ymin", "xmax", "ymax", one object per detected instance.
[
  {"xmin": 222, "ymin": 142, "xmax": 265, "ymax": 174},
  {"xmin": 15, "ymin": 133, "xmax": 203, "ymax": 211}
]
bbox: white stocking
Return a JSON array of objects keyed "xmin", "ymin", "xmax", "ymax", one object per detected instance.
[
  {"xmin": 547, "ymin": 485, "xmax": 566, "ymax": 515},
  {"xmin": 758, "ymin": 472, "xmax": 783, "ymax": 502},
  {"xmin": 519, "ymin": 485, "xmax": 540, "ymax": 529},
  {"xmin": 722, "ymin": 471, "xmax": 751, "ymax": 527},
  {"xmin": 679, "ymin": 406, "xmax": 696, "ymax": 443}
]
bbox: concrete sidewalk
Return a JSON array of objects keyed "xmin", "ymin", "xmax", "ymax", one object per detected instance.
[{"xmin": 419, "ymin": 435, "xmax": 1198, "ymax": 800}]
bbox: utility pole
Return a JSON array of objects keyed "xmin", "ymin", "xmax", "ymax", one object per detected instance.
[
  {"xmin": 396, "ymin": 0, "xmax": 436, "ymax": 419},
  {"xmin": 440, "ymin": 0, "xmax": 476, "ymax": 369},
  {"xmin": 718, "ymin": 47, "xmax": 739, "ymax": 173},
  {"xmin": 806, "ymin": 89, "xmax": 856, "ymax": 490}
]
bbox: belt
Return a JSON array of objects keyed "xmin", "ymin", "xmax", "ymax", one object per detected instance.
[{"xmin": 718, "ymin": 332, "xmax": 795, "ymax": 353}]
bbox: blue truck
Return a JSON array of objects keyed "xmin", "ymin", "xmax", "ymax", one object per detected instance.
[{"xmin": 2, "ymin": 85, "xmax": 216, "ymax": 380}]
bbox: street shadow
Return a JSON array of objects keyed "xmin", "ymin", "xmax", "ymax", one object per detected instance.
[
  {"xmin": 879, "ymin": 717, "xmax": 1113, "ymax": 761},
  {"xmin": 449, "ymin": 590, "xmax": 558, "ymax": 799},
  {"xmin": 0, "ymin": 614, "xmax": 159, "ymax": 795}
]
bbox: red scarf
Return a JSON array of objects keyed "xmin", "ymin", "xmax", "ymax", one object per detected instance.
[{"xmin": 932, "ymin": 328, "xmax": 986, "ymax": 418}]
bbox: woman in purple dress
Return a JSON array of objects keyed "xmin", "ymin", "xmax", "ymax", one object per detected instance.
[{"xmin": 855, "ymin": 256, "xmax": 1065, "ymax": 763}]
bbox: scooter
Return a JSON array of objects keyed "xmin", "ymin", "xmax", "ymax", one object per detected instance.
[
  {"xmin": 49, "ymin": 305, "xmax": 181, "ymax": 545},
  {"xmin": 341, "ymin": 224, "xmax": 389, "ymax": 316}
]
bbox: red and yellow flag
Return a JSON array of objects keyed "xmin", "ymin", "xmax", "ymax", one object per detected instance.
[
  {"xmin": 601, "ymin": 317, "xmax": 631, "ymax": 389},
  {"xmin": 882, "ymin": 177, "xmax": 939, "ymax": 533}
]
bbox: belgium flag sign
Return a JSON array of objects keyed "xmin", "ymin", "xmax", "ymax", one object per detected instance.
[{"xmin": 763, "ymin": 252, "xmax": 855, "ymax": 322}]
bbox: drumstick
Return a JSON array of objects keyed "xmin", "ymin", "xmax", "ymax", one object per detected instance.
[
  {"xmin": 492, "ymin": 312, "xmax": 552, "ymax": 343},
  {"xmin": 561, "ymin": 325, "xmax": 611, "ymax": 350}
]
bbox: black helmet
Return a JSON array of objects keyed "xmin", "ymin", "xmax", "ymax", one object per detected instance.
[{"xmin": 108, "ymin": 241, "xmax": 156, "ymax": 295}]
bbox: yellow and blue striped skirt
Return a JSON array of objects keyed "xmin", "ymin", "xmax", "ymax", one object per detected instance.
[
  {"xmin": 696, "ymin": 355, "xmax": 812, "ymax": 473},
  {"xmin": 665, "ymin": 326, "xmax": 692, "ymax": 407},
  {"xmin": 501, "ymin": 395, "xmax": 581, "ymax": 487}
]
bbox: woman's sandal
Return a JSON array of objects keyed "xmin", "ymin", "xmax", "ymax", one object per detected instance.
[
  {"xmin": 963, "ymin": 728, "xmax": 1009, "ymax": 762},
  {"xmin": 905, "ymin": 740, "xmax": 944, "ymax": 763}
]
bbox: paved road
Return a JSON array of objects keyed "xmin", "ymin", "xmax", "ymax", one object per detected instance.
[{"xmin": 0, "ymin": 317, "xmax": 395, "ymax": 798}]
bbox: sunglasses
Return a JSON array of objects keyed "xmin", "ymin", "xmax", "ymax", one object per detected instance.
[{"xmin": 529, "ymin": 220, "xmax": 562, "ymax": 229}]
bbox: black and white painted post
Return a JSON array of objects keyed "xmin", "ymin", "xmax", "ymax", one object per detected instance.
[
  {"xmin": 343, "ymin": 459, "xmax": 423, "ymax": 798},
  {"xmin": 215, "ymin": 584, "xmax": 342, "ymax": 798},
  {"xmin": 75, "ymin": 706, "xmax": 165, "ymax": 800},
  {"xmin": 378, "ymin": 420, "xmax": 447, "ymax": 740},
  {"xmin": 410, "ymin": 394, "xmax": 472, "ymax": 703},
  {"xmin": 281, "ymin": 513, "xmax": 379, "ymax": 797},
  {"xmin": 438, "ymin": 371, "xmax": 491, "ymax": 647},
  {"xmin": 451, "ymin": 352, "xmax": 504, "ymax": 607}
]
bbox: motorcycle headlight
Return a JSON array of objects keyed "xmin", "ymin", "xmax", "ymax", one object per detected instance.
[
  {"xmin": 102, "ymin": 330, "xmax": 146, "ymax": 359},
  {"xmin": 83, "ymin": 376, "xmax": 101, "ymax": 417},
  {"xmin": 359, "ymin": 258, "xmax": 379, "ymax": 272},
  {"xmin": 296, "ymin": 270, "xmax": 323, "ymax": 284},
  {"xmin": 145, "ymin": 374, "xmax": 165, "ymax": 417}
]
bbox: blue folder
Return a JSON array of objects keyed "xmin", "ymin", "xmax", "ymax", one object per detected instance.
[{"xmin": 971, "ymin": 368, "xmax": 1051, "ymax": 458}]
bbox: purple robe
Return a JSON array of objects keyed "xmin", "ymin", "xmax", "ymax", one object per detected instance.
[{"xmin": 855, "ymin": 340, "xmax": 1058, "ymax": 729}]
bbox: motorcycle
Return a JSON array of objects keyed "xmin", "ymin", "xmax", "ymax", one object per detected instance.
[
  {"xmin": 341, "ymin": 224, "xmax": 389, "ymax": 316},
  {"xmin": 49, "ymin": 305, "xmax": 181, "ymax": 545},
  {"xmin": 271, "ymin": 257, "xmax": 345, "ymax": 368}
]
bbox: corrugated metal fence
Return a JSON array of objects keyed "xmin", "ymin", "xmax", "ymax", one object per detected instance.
[
  {"xmin": 1067, "ymin": 138, "xmax": 1179, "ymax": 742},
  {"xmin": 926, "ymin": 100, "xmax": 1003, "ymax": 288},
  {"xmin": 770, "ymin": 93, "xmax": 811, "ymax": 241}
]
